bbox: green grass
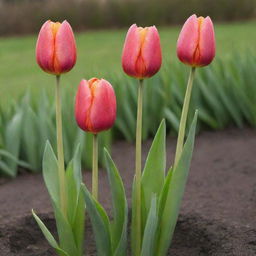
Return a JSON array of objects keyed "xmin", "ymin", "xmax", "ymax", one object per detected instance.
[
  {"xmin": 0, "ymin": 21, "xmax": 255, "ymax": 107},
  {"xmin": 1, "ymin": 20, "xmax": 256, "ymax": 177}
]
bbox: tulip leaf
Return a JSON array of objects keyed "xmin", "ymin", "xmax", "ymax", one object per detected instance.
[
  {"xmin": 131, "ymin": 176, "xmax": 137, "ymax": 256},
  {"xmin": 66, "ymin": 162, "xmax": 78, "ymax": 225},
  {"xmin": 65, "ymin": 144, "xmax": 82, "ymax": 225},
  {"xmin": 65, "ymin": 144, "xmax": 85, "ymax": 256},
  {"xmin": 72, "ymin": 144, "xmax": 83, "ymax": 191},
  {"xmin": 156, "ymin": 111, "xmax": 198, "ymax": 256},
  {"xmin": 23, "ymin": 107, "xmax": 40, "ymax": 171},
  {"xmin": 104, "ymin": 148, "xmax": 128, "ymax": 256},
  {"xmin": 141, "ymin": 194, "xmax": 158, "ymax": 256},
  {"xmin": 72, "ymin": 189, "xmax": 85, "ymax": 256},
  {"xmin": 82, "ymin": 184, "xmax": 112, "ymax": 256},
  {"xmin": 4, "ymin": 109, "xmax": 23, "ymax": 176},
  {"xmin": 0, "ymin": 149, "xmax": 31, "ymax": 173},
  {"xmin": 158, "ymin": 168, "xmax": 173, "ymax": 216},
  {"xmin": 42, "ymin": 141, "xmax": 60, "ymax": 206},
  {"xmin": 53, "ymin": 201, "xmax": 79, "ymax": 256},
  {"xmin": 141, "ymin": 119, "xmax": 166, "ymax": 225},
  {"xmin": 32, "ymin": 210, "xmax": 69, "ymax": 256},
  {"xmin": 0, "ymin": 160, "xmax": 16, "ymax": 177}
]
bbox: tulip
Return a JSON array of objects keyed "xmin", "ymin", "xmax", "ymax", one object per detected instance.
[
  {"xmin": 122, "ymin": 24, "xmax": 162, "ymax": 255},
  {"xmin": 75, "ymin": 78, "xmax": 116, "ymax": 134},
  {"xmin": 36, "ymin": 20, "xmax": 77, "ymax": 216},
  {"xmin": 36, "ymin": 20, "xmax": 76, "ymax": 75},
  {"xmin": 75, "ymin": 78, "xmax": 116, "ymax": 200},
  {"xmin": 177, "ymin": 14, "xmax": 215, "ymax": 67},
  {"xmin": 122, "ymin": 24, "xmax": 162, "ymax": 79}
]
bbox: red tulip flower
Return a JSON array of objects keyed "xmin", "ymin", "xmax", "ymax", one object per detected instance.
[
  {"xmin": 122, "ymin": 24, "xmax": 162, "ymax": 79},
  {"xmin": 36, "ymin": 20, "xmax": 76, "ymax": 75},
  {"xmin": 75, "ymin": 78, "xmax": 116, "ymax": 134},
  {"xmin": 177, "ymin": 14, "xmax": 215, "ymax": 67}
]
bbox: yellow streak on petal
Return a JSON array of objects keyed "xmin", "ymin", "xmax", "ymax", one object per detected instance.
[
  {"xmin": 86, "ymin": 78, "xmax": 100, "ymax": 133},
  {"xmin": 193, "ymin": 16, "xmax": 205, "ymax": 66},
  {"xmin": 50, "ymin": 21, "xmax": 62, "ymax": 74},
  {"xmin": 51, "ymin": 22, "xmax": 61, "ymax": 37},
  {"xmin": 135, "ymin": 27, "xmax": 149, "ymax": 77}
]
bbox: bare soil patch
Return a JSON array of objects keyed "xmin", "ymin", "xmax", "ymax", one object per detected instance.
[{"xmin": 0, "ymin": 128, "xmax": 255, "ymax": 255}]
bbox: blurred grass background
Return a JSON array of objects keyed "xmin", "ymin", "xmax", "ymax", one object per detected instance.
[
  {"xmin": 0, "ymin": 0, "xmax": 256, "ymax": 176},
  {"xmin": 0, "ymin": 0, "xmax": 255, "ymax": 35},
  {"xmin": 0, "ymin": 21, "xmax": 256, "ymax": 107}
]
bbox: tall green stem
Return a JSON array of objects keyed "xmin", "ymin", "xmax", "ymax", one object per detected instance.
[
  {"xmin": 92, "ymin": 133, "xmax": 98, "ymax": 200},
  {"xmin": 174, "ymin": 67, "xmax": 196, "ymax": 168},
  {"xmin": 55, "ymin": 75, "xmax": 66, "ymax": 215},
  {"xmin": 134, "ymin": 79, "xmax": 143, "ymax": 256}
]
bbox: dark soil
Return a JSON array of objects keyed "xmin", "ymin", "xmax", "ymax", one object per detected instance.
[{"xmin": 0, "ymin": 128, "xmax": 256, "ymax": 255}]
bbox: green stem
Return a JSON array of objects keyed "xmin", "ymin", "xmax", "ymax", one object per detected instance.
[
  {"xmin": 174, "ymin": 67, "xmax": 196, "ymax": 168},
  {"xmin": 135, "ymin": 79, "xmax": 143, "ymax": 256},
  {"xmin": 92, "ymin": 133, "xmax": 98, "ymax": 200},
  {"xmin": 55, "ymin": 75, "xmax": 67, "ymax": 215}
]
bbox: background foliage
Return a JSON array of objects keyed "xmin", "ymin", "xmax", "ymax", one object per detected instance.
[
  {"xmin": 1, "ymin": 53, "xmax": 256, "ymax": 177},
  {"xmin": 0, "ymin": 18, "xmax": 255, "ymax": 177},
  {"xmin": 0, "ymin": 0, "xmax": 255, "ymax": 36}
]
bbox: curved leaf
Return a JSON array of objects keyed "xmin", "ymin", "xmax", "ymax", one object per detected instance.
[
  {"xmin": 82, "ymin": 184, "xmax": 112, "ymax": 256},
  {"xmin": 104, "ymin": 149, "xmax": 128, "ymax": 256},
  {"xmin": 42, "ymin": 141, "xmax": 60, "ymax": 206},
  {"xmin": 141, "ymin": 195, "xmax": 158, "ymax": 256},
  {"xmin": 32, "ymin": 210, "xmax": 69, "ymax": 256},
  {"xmin": 156, "ymin": 111, "xmax": 198, "ymax": 255},
  {"xmin": 141, "ymin": 120, "xmax": 166, "ymax": 225}
]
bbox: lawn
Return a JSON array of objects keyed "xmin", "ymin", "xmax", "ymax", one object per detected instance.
[{"xmin": 0, "ymin": 20, "xmax": 255, "ymax": 107}]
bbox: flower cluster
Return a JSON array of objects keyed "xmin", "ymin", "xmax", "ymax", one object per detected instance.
[{"xmin": 33, "ymin": 14, "xmax": 215, "ymax": 256}]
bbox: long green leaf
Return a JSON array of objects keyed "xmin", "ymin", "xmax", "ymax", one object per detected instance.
[
  {"xmin": 72, "ymin": 189, "xmax": 85, "ymax": 256},
  {"xmin": 0, "ymin": 149, "xmax": 31, "ymax": 170},
  {"xmin": 141, "ymin": 195, "xmax": 158, "ymax": 256},
  {"xmin": 156, "ymin": 111, "xmax": 198, "ymax": 255},
  {"xmin": 53, "ymin": 202, "xmax": 79, "ymax": 256},
  {"xmin": 32, "ymin": 210, "xmax": 69, "ymax": 256},
  {"xmin": 65, "ymin": 145, "xmax": 85, "ymax": 256},
  {"xmin": 104, "ymin": 149, "xmax": 128, "ymax": 256},
  {"xmin": 23, "ymin": 107, "xmax": 40, "ymax": 171},
  {"xmin": 4, "ymin": 110, "xmax": 23, "ymax": 176},
  {"xmin": 82, "ymin": 184, "xmax": 112, "ymax": 256},
  {"xmin": 141, "ymin": 120, "xmax": 166, "ymax": 225},
  {"xmin": 131, "ymin": 177, "xmax": 137, "ymax": 256},
  {"xmin": 42, "ymin": 141, "xmax": 60, "ymax": 206}
]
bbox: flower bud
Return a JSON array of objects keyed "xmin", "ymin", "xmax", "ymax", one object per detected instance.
[
  {"xmin": 177, "ymin": 14, "xmax": 215, "ymax": 67},
  {"xmin": 122, "ymin": 24, "xmax": 162, "ymax": 79},
  {"xmin": 36, "ymin": 20, "xmax": 76, "ymax": 75},
  {"xmin": 75, "ymin": 78, "xmax": 116, "ymax": 133}
]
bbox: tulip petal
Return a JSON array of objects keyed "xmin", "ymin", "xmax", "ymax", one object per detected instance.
[
  {"xmin": 75, "ymin": 80, "xmax": 92, "ymax": 131},
  {"xmin": 89, "ymin": 79, "xmax": 116, "ymax": 133},
  {"xmin": 177, "ymin": 14, "xmax": 199, "ymax": 65},
  {"xmin": 198, "ymin": 17, "xmax": 215, "ymax": 66},
  {"xmin": 141, "ymin": 26, "xmax": 162, "ymax": 77},
  {"xmin": 55, "ymin": 20, "xmax": 77, "ymax": 74},
  {"xmin": 122, "ymin": 24, "xmax": 142, "ymax": 78},
  {"xmin": 36, "ymin": 21, "xmax": 55, "ymax": 73}
]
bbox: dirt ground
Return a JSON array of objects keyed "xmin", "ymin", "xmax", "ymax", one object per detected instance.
[{"xmin": 0, "ymin": 128, "xmax": 255, "ymax": 255}]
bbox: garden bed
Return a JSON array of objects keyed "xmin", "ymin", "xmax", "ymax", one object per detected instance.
[{"xmin": 0, "ymin": 128, "xmax": 255, "ymax": 255}]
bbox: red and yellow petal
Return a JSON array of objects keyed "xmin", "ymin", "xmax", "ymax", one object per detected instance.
[
  {"xmin": 75, "ymin": 80, "xmax": 92, "ymax": 131},
  {"xmin": 89, "ymin": 79, "xmax": 116, "ymax": 133},
  {"xmin": 36, "ymin": 20, "xmax": 55, "ymax": 73},
  {"xmin": 141, "ymin": 26, "xmax": 162, "ymax": 77},
  {"xmin": 54, "ymin": 20, "xmax": 77, "ymax": 74}
]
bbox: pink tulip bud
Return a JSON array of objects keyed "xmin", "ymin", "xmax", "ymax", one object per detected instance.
[
  {"xmin": 36, "ymin": 20, "xmax": 77, "ymax": 75},
  {"xmin": 177, "ymin": 14, "xmax": 215, "ymax": 67},
  {"xmin": 75, "ymin": 78, "xmax": 116, "ymax": 133},
  {"xmin": 122, "ymin": 24, "xmax": 162, "ymax": 79}
]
